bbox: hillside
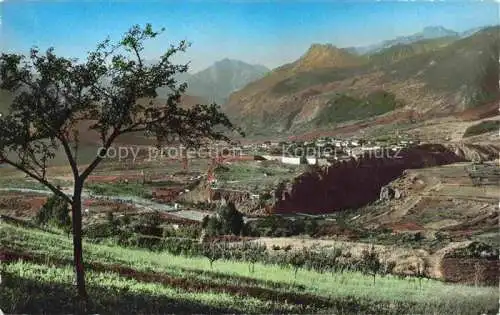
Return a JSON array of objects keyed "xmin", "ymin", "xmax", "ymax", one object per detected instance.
[
  {"xmin": 367, "ymin": 37, "xmax": 457, "ymax": 65},
  {"xmin": 158, "ymin": 59, "xmax": 269, "ymax": 105},
  {"xmin": 224, "ymin": 26, "xmax": 499, "ymax": 136}
]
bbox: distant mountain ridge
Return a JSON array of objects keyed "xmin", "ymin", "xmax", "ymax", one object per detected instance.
[
  {"xmin": 157, "ymin": 59, "xmax": 269, "ymax": 105},
  {"xmin": 347, "ymin": 25, "xmax": 487, "ymax": 55}
]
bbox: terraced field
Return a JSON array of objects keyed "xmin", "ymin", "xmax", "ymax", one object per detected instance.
[{"xmin": 1, "ymin": 223, "xmax": 498, "ymax": 314}]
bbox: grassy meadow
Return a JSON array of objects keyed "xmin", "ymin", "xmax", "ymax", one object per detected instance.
[{"xmin": 1, "ymin": 223, "xmax": 498, "ymax": 314}]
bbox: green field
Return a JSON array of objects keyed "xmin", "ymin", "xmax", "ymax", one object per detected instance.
[
  {"xmin": 1, "ymin": 223, "xmax": 498, "ymax": 314},
  {"xmin": 214, "ymin": 161, "xmax": 305, "ymax": 192}
]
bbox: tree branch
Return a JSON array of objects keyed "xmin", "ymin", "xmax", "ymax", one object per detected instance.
[
  {"xmin": 59, "ymin": 134, "xmax": 79, "ymax": 179},
  {"xmin": 79, "ymin": 128, "xmax": 120, "ymax": 180},
  {"xmin": 0, "ymin": 155, "xmax": 72, "ymax": 203}
]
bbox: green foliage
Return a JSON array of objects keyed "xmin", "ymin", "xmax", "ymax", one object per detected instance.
[
  {"xmin": 2, "ymin": 223, "xmax": 499, "ymax": 315},
  {"xmin": 0, "ymin": 23, "xmax": 242, "ymax": 298},
  {"xmin": 305, "ymin": 219, "xmax": 319, "ymax": 237},
  {"xmin": 246, "ymin": 216, "xmax": 322, "ymax": 237},
  {"xmin": 360, "ymin": 246, "xmax": 382, "ymax": 284},
  {"xmin": 203, "ymin": 202, "xmax": 244, "ymax": 237},
  {"xmin": 315, "ymin": 91, "xmax": 402, "ymax": 126},
  {"xmin": 106, "ymin": 212, "xmax": 115, "ymax": 224},
  {"xmin": 35, "ymin": 194, "xmax": 71, "ymax": 231},
  {"xmin": 162, "ymin": 224, "xmax": 200, "ymax": 239},
  {"xmin": 84, "ymin": 222, "xmax": 120, "ymax": 239},
  {"xmin": 445, "ymin": 242, "xmax": 499, "ymax": 260},
  {"xmin": 463, "ymin": 120, "xmax": 499, "ymax": 138},
  {"xmin": 202, "ymin": 242, "xmax": 224, "ymax": 269}
]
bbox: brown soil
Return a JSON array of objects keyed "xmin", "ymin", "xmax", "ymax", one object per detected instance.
[
  {"xmin": 0, "ymin": 195, "xmax": 47, "ymax": 218},
  {"xmin": 456, "ymin": 101, "xmax": 499, "ymax": 121},
  {"xmin": 314, "ymin": 224, "xmax": 362, "ymax": 240},
  {"xmin": 382, "ymin": 222, "xmax": 424, "ymax": 232},
  {"xmin": 152, "ymin": 187, "xmax": 184, "ymax": 203},
  {"xmin": 359, "ymin": 160, "xmax": 499, "ymax": 235},
  {"xmin": 441, "ymin": 257, "xmax": 499, "ymax": 286}
]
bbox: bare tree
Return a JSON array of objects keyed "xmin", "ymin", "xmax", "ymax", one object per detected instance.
[{"xmin": 0, "ymin": 24, "xmax": 241, "ymax": 305}]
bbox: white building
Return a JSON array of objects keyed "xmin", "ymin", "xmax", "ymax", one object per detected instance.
[{"xmin": 281, "ymin": 157, "xmax": 301, "ymax": 165}]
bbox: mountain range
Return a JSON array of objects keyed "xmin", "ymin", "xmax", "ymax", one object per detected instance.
[
  {"xmin": 1, "ymin": 25, "xmax": 497, "ymax": 139},
  {"xmin": 157, "ymin": 59, "xmax": 269, "ymax": 105},
  {"xmin": 224, "ymin": 25, "xmax": 499, "ymax": 135},
  {"xmin": 346, "ymin": 25, "xmax": 486, "ymax": 55}
]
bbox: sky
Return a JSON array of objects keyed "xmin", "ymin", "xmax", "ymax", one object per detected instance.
[{"xmin": 0, "ymin": 0, "xmax": 498, "ymax": 73}]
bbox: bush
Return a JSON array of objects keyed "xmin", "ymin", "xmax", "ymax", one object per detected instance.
[
  {"xmin": 203, "ymin": 202, "xmax": 244, "ymax": 237},
  {"xmin": 35, "ymin": 194, "xmax": 71, "ymax": 231},
  {"xmin": 162, "ymin": 224, "xmax": 201, "ymax": 239},
  {"xmin": 84, "ymin": 222, "xmax": 119, "ymax": 239},
  {"xmin": 246, "ymin": 216, "xmax": 311, "ymax": 237},
  {"xmin": 360, "ymin": 246, "xmax": 382, "ymax": 284},
  {"xmin": 305, "ymin": 219, "xmax": 319, "ymax": 236}
]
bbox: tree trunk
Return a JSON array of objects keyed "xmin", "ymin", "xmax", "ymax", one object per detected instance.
[{"xmin": 71, "ymin": 181, "xmax": 87, "ymax": 302}]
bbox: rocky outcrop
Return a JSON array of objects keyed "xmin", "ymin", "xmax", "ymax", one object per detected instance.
[
  {"xmin": 274, "ymin": 144, "xmax": 467, "ymax": 214},
  {"xmin": 379, "ymin": 185, "xmax": 403, "ymax": 201}
]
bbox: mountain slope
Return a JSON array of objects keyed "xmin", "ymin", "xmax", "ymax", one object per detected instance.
[
  {"xmin": 176, "ymin": 59, "xmax": 269, "ymax": 105},
  {"xmin": 225, "ymin": 26, "xmax": 499, "ymax": 135},
  {"xmin": 368, "ymin": 37, "xmax": 457, "ymax": 65},
  {"xmin": 224, "ymin": 44, "xmax": 365, "ymax": 119}
]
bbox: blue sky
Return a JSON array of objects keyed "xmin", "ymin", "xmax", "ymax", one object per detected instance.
[{"xmin": 0, "ymin": 1, "xmax": 498, "ymax": 72}]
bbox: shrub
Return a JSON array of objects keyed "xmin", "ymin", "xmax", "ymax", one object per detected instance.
[
  {"xmin": 84, "ymin": 222, "xmax": 118, "ymax": 239},
  {"xmin": 106, "ymin": 212, "xmax": 115, "ymax": 224},
  {"xmin": 305, "ymin": 219, "xmax": 319, "ymax": 236},
  {"xmin": 35, "ymin": 194, "xmax": 71, "ymax": 231},
  {"xmin": 202, "ymin": 242, "xmax": 224, "ymax": 269},
  {"xmin": 360, "ymin": 246, "xmax": 382, "ymax": 284},
  {"xmin": 246, "ymin": 216, "xmax": 309, "ymax": 237},
  {"xmin": 203, "ymin": 202, "xmax": 244, "ymax": 237}
]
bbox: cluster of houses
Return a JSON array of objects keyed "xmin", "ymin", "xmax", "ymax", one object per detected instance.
[{"xmin": 237, "ymin": 136, "xmax": 419, "ymax": 166}]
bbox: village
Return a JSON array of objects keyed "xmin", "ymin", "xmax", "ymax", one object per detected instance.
[{"xmin": 235, "ymin": 134, "xmax": 420, "ymax": 165}]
